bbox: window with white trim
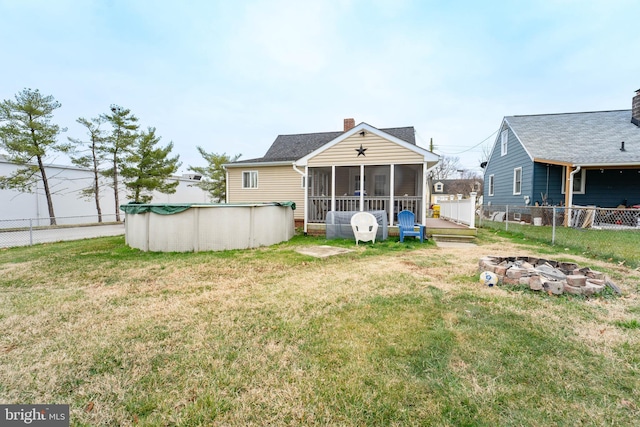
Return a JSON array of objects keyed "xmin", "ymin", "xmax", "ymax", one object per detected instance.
[
  {"xmin": 242, "ymin": 171, "xmax": 258, "ymax": 189},
  {"xmin": 561, "ymin": 168, "xmax": 586, "ymax": 194},
  {"xmin": 501, "ymin": 130, "xmax": 508, "ymax": 156},
  {"xmin": 513, "ymin": 167, "xmax": 522, "ymax": 195},
  {"xmin": 301, "ymin": 175, "xmax": 312, "ymax": 189},
  {"xmin": 488, "ymin": 174, "xmax": 494, "ymax": 196},
  {"xmin": 434, "ymin": 182, "xmax": 444, "ymax": 193}
]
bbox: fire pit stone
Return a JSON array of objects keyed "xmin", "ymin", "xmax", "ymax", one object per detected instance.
[{"xmin": 478, "ymin": 256, "xmax": 617, "ymax": 296}]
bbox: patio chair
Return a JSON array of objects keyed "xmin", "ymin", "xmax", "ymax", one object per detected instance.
[
  {"xmin": 398, "ymin": 210, "xmax": 425, "ymax": 243},
  {"xmin": 350, "ymin": 212, "xmax": 379, "ymax": 245}
]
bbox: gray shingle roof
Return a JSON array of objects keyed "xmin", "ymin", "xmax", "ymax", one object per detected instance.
[
  {"xmin": 231, "ymin": 126, "xmax": 416, "ymax": 164},
  {"xmin": 506, "ymin": 110, "xmax": 640, "ymax": 165}
]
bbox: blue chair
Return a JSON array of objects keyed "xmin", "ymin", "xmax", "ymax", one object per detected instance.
[{"xmin": 398, "ymin": 210, "xmax": 425, "ymax": 243}]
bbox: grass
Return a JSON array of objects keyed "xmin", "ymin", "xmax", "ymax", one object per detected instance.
[
  {"xmin": 1, "ymin": 234, "xmax": 639, "ymax": 425},
  {"xmin": 480, "ymin": 220, "xmax": 640, "ymax": 268}
]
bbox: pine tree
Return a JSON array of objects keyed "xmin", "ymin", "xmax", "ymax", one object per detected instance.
[
  {"xmin": 0, "ymin": 88, "xmax": 69, "ymax": 225},
  {"xmin": 101, "ymin": 105, "xmax": 138, "ymax": 221},
  {"xmin": 68, "ymin": 117, "xmax": 107, "ymax": 222},
  {"xmin": 188, "ymin": 147, "xmax": 240, "ymax": 202},
  {"xmin": 121, "ymin": 127, "xmax": 181, "ymax": 203}
]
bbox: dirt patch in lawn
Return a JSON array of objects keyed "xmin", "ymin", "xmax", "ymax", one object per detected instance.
[{"xmin": 294, "ymin": 245, "xmax": 354, "ymax": 258}]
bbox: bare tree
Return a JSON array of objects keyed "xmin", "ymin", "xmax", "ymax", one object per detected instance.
[
  {"xmin": 479, "ymin": 142, "xmax": 492, "ymax": 169},
  {"xmin": 68, "ymin": 117, "xmax": 107, "ymax": 222},
  {"xmin": 431, "ymin": 155, "xmax": 462, "ymax": 180}
]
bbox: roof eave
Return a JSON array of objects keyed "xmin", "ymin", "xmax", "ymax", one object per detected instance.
[
  {"xmin": 534, "ymin": 158, "xmax": 640, "ymax": 168},
  {"xmin": 223, "ymin": 160, "xmax": 294, "ymax": 168},
  {"xmin": 295, "ymin": 122, "xmax": 439, "ymax": 166}
]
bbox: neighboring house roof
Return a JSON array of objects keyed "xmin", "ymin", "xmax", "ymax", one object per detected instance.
[
  {"xmin": 505, "ymin": 109, "xmax": 640, "ymax": 166},
  {"xmin": 433, "ymin": 179, "xmax": 482, "ymax": 195},
  {"xmin": 229, "ymin": 125, "xmax": 417, "ymax": 165}
]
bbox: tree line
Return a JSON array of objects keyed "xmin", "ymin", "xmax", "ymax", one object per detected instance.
[{"xmin": 0, "ymin": 88, "xmax": 238, "ymax": 225}]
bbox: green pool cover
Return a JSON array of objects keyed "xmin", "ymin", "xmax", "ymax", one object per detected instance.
[{"xmin": 120, "ymin": 201, "xmax": 296, "ymax": 215}]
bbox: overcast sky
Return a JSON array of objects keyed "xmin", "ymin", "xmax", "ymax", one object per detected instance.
[{"xmin": 1, "ymin": 0, "xmax": 638, "ymax": 175}]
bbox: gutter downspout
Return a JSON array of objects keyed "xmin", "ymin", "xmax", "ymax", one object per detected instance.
[
  {"xmin": 223, "ymin": 166, "xmax": 229, "ymax": 203},
  {"xmin": 292, "ymin": 164, "xmax": 307, "ymax": 234},
  {"xmin": 422, "ymin": 162, "xmax": 439, "ymax": 226},
  {"xmin": 566, "ymin": 165, "xmax": 581, "ymax": 227}
]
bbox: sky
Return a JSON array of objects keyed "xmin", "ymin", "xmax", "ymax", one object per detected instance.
[{"xmin": 1, "ymin": 0, "xmax": 639, "ymax": 176}]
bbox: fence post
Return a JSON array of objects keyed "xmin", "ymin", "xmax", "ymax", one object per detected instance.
[
  {"xmin": 29, "ymin": 218, "xmax": 33, "ymax": 246},
  {"xmin": 470, "ymin": 192, "xmax": 477, "ymax": 229},
  {"xmin": 552, "ymin": 207, "xmax": 556, "ymax": 245},
  {"xmin": 505, "ymin": 205, "xmax": 509, "ymax": 231}
]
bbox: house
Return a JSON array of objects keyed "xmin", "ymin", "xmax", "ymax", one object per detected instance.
[
  {"xmin": 483, "ymin": 89, "xmax": 640, "ymax": 210},
  {"xmin": 432, "ymin": 178, "xmax": 483, "ymax": 205},
  {"xmin": 224, "ymin": 119, "xmax": 440, "ymax": 234}
]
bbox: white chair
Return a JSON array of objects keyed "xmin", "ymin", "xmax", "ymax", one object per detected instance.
[{"xmin": 350, "ymin": 212, "xmax": 379, "ymax": 245}]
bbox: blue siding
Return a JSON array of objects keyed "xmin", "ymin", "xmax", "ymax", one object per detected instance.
[
  {"xmin": 532, "ymin": 163, "xmax": 563, "ymax": 206},
  {"xmin": 527, "ymin": 163, "xmax": 639, "ymax": 207},
  {"xmin": 484, "ymin": 121, "xmax": 640, "ymax": 208},
  {"xmin": 483, "ymin": 127, "xmax": 534, "ymax": 205},
  {"xmin": 532, "ymin": 166, "xmax": 640, "ymax": 207},
  {"xmin": 573, "ymin": 169, "xmax": 640, "ymax": 207}
]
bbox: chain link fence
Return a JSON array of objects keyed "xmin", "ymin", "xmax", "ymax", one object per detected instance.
[
  {"xmin": 478, "ymin": 204, "xmax": 640, "ymax": 268},
  {"xmin": 0, "ymin": 214, "xmax": 124, "ymax": 248}
]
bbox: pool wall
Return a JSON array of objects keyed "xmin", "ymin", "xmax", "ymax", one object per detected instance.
[{"xmin": 124, "ymin": 203, "xmax": 295, "ymax": 252}]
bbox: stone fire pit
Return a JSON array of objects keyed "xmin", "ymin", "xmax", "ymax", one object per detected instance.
[{"xmin": 478, "ymin": 256, "xmax": 620, "ymax": 296}]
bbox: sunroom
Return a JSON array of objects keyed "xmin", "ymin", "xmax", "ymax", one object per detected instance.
[{"xmin": 295, "ymin": 123, "xmax": 440, "ymax": 234}]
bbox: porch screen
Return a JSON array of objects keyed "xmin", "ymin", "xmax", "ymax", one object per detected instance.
[{"xmin": 325, "ymin": 210, "xmax": 388, "ymax": 241}]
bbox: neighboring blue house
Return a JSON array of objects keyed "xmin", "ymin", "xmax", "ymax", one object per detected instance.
[{"xmin": 483, "ymin": 89, "xmax": 640, "ymax": 208}]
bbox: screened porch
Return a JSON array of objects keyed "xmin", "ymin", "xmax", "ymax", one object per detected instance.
[{"xmin": 305, "ymin": 164, "xmax": 426, "ymax": 225}]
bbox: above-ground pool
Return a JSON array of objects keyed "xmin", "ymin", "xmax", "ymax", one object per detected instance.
[{"xmin": 121, "ymin": 202, "xmax": 295, "ymax": 252}]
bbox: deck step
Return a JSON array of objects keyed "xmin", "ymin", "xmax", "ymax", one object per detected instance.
[{"xmin": 431, "ymin": 234, "xmax": 476, "ymax": 243}]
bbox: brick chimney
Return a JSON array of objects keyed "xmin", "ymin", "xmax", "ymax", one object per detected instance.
[
  {"xmin": 344, "ymin": 118, "xmax": 355, "ymax": 132},
  {"xmin": 632, "ymin": 89, "xmax": 640, "ymax": 127}
]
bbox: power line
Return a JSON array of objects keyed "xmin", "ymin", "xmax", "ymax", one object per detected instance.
[{"xmin": 417, "ymin": 128, "xmax": 499, "ymax": 155}]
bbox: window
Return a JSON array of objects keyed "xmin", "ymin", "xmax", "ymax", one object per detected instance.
[
  {"xmin": 488, "ymin": 175, "xmax": 494, "ymax": 196},
  {"xmin": 561, "ymin": 168, "xmax": 586, "ymax": 194},
  {"xmin": 501, "ymin": 129, "xmax": 508, "ymax": 156},
  {"xmin": 242, "ymin": 171, "xmax": 258, "ymax": 189},
  {"xmin": 513, "ymin": 167, "xmax": 522, "ymax": 195},
  {"xmin": 374, "ymin": 175, "xmax": 386, "ymax": 196},
  {"xmin": 434, "ymin": 182, "xmax": 444, "ymax": 193}
]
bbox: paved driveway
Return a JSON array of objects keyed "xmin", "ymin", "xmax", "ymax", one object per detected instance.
[{"xmin": 0, "ymin": 224, "xmax": 125, "ymax": 248}]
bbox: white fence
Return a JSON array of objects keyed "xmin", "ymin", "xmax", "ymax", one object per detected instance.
[{"xmin": 438, "ymin": 192, "xmax": 477, "ymax": 227}]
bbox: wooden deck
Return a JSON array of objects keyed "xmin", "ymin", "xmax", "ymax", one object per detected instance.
[
  {"xmin": 426, "ymin": 218, "xmax": 469, "ymax": 229},
  {"xmin": 426, "ymin": 218, "xmax": 477, "ymax": 242}
]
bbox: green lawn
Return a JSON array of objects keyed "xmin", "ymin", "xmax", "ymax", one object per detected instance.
[
  {"xmin": 1, "ymin": 234, "xmax": 639, "ymax": 426},
  {"xmin": 480, "ymin": 220, "xmax": 640, "ymax": 268}
]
